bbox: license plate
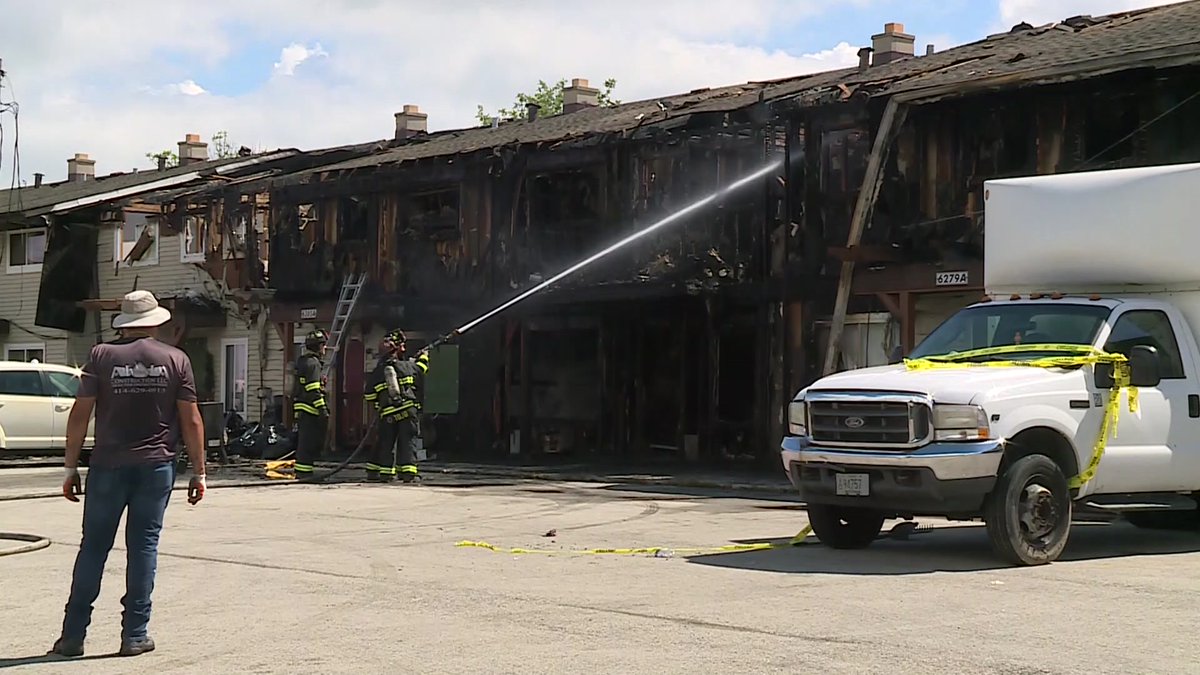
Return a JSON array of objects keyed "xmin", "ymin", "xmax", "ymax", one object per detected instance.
[{"xmin": 835, "ymin": 473, "xmax": 870, "ymax": 497}]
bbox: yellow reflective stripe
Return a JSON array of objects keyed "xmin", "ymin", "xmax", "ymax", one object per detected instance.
[
  {"xmin": 379, "ymin": 466, "xmax": 397, "ymax": 475},
  {"xmin": 364, "ymin": 392, "xmax": 378, "ymax": 400},
  {"xmin": 312, "ymin": 398, "xmax": 327, "ymax": 408},
  {"xmin": 374, "ymin": 382, "xmax": 389, "ymax": 392},
  {"xmin": 398, "ymin": 376, "xmax": 415, "ymax": 385},
  {"xmin": 304, "ymin": 381, "xmax": 322, "ymax": 392},
  {"xmin": 399, "ymin": 464, "xmax": 418, "ymax": 474},
  {"xmin": 416, "ymin": 361, "xmax": 429, "ymax": 373},
  {"xmin": 298, "ymin": 377, "xmax": 308, "ymax": 383},
  {"xmin": 417, "ymin": 352, "xmax": 429, "ymax": 363},
  {"xmin": 294, "ymin": 403, "xmax": 321, "ymax": 415},
  {"xmin": 294, "ymin": 463, "xmax": 314, "ymax": 473},
  {"xmin": 365, "ymin": 463, "xmax": 383, "ymax": 471}
]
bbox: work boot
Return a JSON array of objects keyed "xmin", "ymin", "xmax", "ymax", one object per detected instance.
[
  {"xmin": 400, "ymin": 474, "xmax": 422, "ymax": 485},
  {"xmin": 50, "ymin": 637, "xmax": 84, "ymax": 657},
  {"xmin": 295, "ymin": 472, "xmax": 318, "ymax": 483},
  {"xmin": 119, "ymin": 636, "xmax": 156, "ymax": 657}
]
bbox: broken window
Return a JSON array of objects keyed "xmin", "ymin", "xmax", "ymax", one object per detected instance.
[
  {"xmin": 404, "ymin": 189, "xmax": 459, "ymax": 239},
  {"xmin": 820, "ymin": 128, "xmax": 868, "ymax": 195},
  {"xmin": 117, "ymin": 212, "xmax": 159, "ymax": 266},
  {"xmin": 5, "ymin": 228, "xmax": 46, "ymax": 273},
  {"xmin": 339, "ymin": 196, "xmax": 370, "ymax": 241},
  {"xmin": 529, "ymin": 169, "xmax": 604, "ymax": 265},
  {"xmin": 228, "ymin": 210, "xmax": 249, "ymax": 258},
  {"xmin": 181, "ymin": 214, "xmax": 208, "ymax": 263}
]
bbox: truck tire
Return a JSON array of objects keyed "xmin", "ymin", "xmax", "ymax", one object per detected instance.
[
  {"xmin": 983, "ymin": 454, "xmax": 1071, "ymax": 565},
  {"xmin": 1125, "ymin": 510, "xmax": 1200, "ymax": 531},
  {"xmin": 807, "ymin": 504, "xmax": 886, "ymax": 549}
]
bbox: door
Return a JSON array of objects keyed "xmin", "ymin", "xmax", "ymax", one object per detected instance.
[
  {"xmin": 220, "ymin": 338, "xmax": 249, "ymax": 421},
  {"xmin": 44, "ymin": 370, "xmax": 94, "ymax": 449},
  {"xmin": 1089, "ymin": 309, "xmax": 1198, "ymax": 493},
  {"xmin": 0, "ymin": 369, "xmax": 54, "ymax": 450}
]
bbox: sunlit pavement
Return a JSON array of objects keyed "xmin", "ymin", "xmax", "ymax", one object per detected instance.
[{"xmin": 1, "ymin": 478, "xmax": 1197, "ymax": 674}]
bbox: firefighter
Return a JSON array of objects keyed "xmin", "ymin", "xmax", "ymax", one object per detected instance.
[
  {"xmin": 292, "ymin": 329, "xmax": 329, "ymax": 480},
  {"xmin": 365, "ymin": 329, "xmax": 430, "ymax": 483}
]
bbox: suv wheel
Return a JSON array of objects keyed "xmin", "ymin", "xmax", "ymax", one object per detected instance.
[
  {"xmin": 807, "ymin": 504, "xmax": 886, "ymax": 549},
  {"xmin": 984, "ymin": 454, "xmax": 1071, "ymax": 565}
]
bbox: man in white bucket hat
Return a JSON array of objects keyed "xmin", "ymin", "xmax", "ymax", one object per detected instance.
[{"xmin": 52, "ymin": 290, "xmax": 207, "ymax": 658}]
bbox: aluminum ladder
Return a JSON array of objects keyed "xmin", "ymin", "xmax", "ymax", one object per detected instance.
[{"xmin": 321, "ymin": 272, "xmax": 366, "ymax": 381}]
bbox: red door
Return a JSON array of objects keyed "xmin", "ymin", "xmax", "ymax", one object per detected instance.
[{"xmin": 339, "ymin": 338, "xmax": 365, "ymax": 446}]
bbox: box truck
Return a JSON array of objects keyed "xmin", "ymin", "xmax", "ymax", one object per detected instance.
[{"xmin": 781, "ymin": 162, "xmax": 1200, "ymax": 565}]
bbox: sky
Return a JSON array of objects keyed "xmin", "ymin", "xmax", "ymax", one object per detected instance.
[{"xmin": 0, "ymin": 0, "xmax": 1186, "ymax": 183}]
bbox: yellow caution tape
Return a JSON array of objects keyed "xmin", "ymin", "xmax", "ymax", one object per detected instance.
[
  {"xmin": 904, "ymin": 343, "xmax": 1135, "ymax": 489},
  {"xmin": 455, "ymin": 525, "xmax": 814, "ymax": 556}
]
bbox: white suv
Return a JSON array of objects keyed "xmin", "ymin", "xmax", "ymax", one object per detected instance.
[{"xmin": 0, "ymin": 360, "xmax": 95, "ymax": 452}]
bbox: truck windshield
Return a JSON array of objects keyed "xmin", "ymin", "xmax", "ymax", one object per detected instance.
[{"xmin": 909, "ymin": 303, "xmax": 1112, "ymax": 360}]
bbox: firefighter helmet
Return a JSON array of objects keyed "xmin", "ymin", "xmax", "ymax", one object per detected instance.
[
  {"xmin": 305, "ymin": 329, "xmax": 329, "ymax": 349},
  {"xmin": 382, "ymin": 329, "xmax": 407, "ymax": 352}
]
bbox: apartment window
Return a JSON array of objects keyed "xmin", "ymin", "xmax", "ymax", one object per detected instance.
[
  {"xmin": 5, "ymin": 228, "xmax": 46, "ymax": 274},
  {"xmin": 228, "ymin": 211, "xmax": 248, "ymax": 258},
  {"xmin": 5, "ymin": 343, "xmax": 46, "ymax": 363},
  {"xmin": 220, "ymin": 338, "xmax": 249, "ymax": 418},
  {"xmin": 182, "ymin": 215, "xmax": 208, "ymax": 263},
  {"xmin": 116, "ymin": 212, "xmax": 159, "ymax": 266}
]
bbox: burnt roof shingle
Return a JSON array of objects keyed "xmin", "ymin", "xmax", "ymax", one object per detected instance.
[{"xmin": 303, "ymin": 0, "xmax": 1200, "ymax": 176}]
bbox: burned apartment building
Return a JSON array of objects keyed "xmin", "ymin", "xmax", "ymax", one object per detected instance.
[
  {"xmin": 769, "ymin": 5, "xmax": 1200, "ymax": 396},
  {"xmin": 264, "ymin": 0, "xmax": 1200, "ymax": 469},
  {"xmin": 265, "ymin": 84, "xmax": 796, "ymax": 466}
]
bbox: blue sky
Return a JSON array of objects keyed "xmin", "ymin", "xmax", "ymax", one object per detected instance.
[{"xmin": 0, "ymin": 0, "xmax": 1182, "ymax": 180}]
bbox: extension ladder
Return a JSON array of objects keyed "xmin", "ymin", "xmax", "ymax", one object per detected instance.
[{"xmin": 321, "ymin": 272, "xmax": 366, "ymax": 381}]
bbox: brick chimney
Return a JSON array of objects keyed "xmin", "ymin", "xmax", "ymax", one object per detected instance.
[
  {"xmin": 871, "ymin": 22, "xmax": 915, "ymax": 66},
  {"xmin": 563, "ymin": 78, "xmax": 600, "ymax": 113},
  {"xmin": 178, "ymin": 133, "xmax": 209, "ymax": 165},
  {"xmin": 67, "ymin": 153, "xmax": 95, "ymax": 182},
  {"xmin": 394, "ymin": 104, "xmax": 428, "ymax": 140}
]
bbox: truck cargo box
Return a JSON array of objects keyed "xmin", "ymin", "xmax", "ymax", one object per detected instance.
[{"xmin": 984, "ymin": 163, "xmax": 1200, "ymax": 295}]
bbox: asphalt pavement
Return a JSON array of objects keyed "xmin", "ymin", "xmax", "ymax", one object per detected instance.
[{"xmin": 1, "ymin": 476, "xmax": 1198, "ymax": 674}]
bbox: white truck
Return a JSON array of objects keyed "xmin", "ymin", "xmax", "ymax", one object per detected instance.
[{"xmin": 781, "ymin": 162, "xmax": 1200, "ymax": 565}]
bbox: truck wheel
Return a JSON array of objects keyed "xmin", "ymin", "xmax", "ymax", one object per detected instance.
[
  {"xmin": 1125, "ymin": 510, "xmax": 1200, "ymax": 531},
  {"xmin": 984, "ymin": 454, "xmax": 1071, "ymax": 565},
  {"xmin": 807, "ymin": 504, "xmax": 886, "ymax": 549}
]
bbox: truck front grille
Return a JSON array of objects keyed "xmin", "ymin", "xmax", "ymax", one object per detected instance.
[{"xmin": 809, "ymin": 399, "xmax": 930, "ymax": 448}]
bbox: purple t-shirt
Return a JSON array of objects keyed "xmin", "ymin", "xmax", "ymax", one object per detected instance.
[{"xmin": 78, "ymin": 337, "xmax": 197, "ymax": 467}]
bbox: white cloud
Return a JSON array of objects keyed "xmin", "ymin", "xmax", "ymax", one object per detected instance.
[
  {"xmin": 0, "ymin": 0, "xmax": 878, "ymax": 180},
  {"xmin": 273, "ymin": 42, "xmax": 328, "ymax": 77},
  {"xmin": 175, "ymin": 79, "xmax": 207, "ymax": 96},
  {"xmin": 998, "ymin": 0, "xmax": 1185, "ymax": 27}
]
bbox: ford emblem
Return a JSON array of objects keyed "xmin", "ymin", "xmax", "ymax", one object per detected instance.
[{"xmin": 844, "ymin": 416, "xmax": 866, "ymax": 429}]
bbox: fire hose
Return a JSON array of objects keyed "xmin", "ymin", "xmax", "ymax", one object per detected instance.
[{"xmin": 0, "ymin": 532, "xmax": 51, "ymax": 557}]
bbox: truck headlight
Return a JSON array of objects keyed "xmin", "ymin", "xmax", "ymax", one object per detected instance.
[
  {"xmin": 933, "ymin": 404, "xmax": 990, "ymax": 441},
  {"xmin": 788, "ymin": 399, "xmax": 808, "ymax": 436}
]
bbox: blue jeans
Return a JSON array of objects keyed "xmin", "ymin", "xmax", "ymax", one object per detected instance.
[{"xmin": 61, "ymin": 461, "xmax": 175, "ymax": 642}]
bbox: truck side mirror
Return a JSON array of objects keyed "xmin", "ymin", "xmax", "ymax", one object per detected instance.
[
  {"xmin": 1129, "ymin": 345, "xmax": 1162, "ymax": 387},
  {"xmin": 1094, "ymin": 362, "xmax": 1114, "ymax": 389}
]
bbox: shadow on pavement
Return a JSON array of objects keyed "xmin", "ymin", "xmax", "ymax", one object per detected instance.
[
  {"xmin": 0, "ymin": 652, "xmax": 122, "ymax": 669},
  {"xmin": 596, "ymin": 483, "xmax": 802, "ymax": 502},
  {"xmin": 687, "ymin": 521, "xmax": 1200, "ymax": 575}
]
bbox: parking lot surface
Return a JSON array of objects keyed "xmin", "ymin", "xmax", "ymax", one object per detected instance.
[{"xmin": 1, "ymin": 476, "xmax": 1197, "ymax": 674}]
